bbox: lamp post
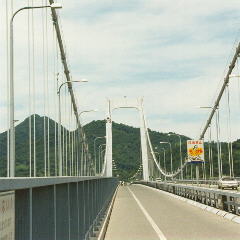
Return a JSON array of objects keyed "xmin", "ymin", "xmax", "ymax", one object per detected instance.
[
  {"xmin": 160, "ymin": 148, "xmax": 166, "ymax": 180},
  {"xmin": 57, "ymin": 79, "xmax": 88, "ymax": 176},
  {"xmin": 79, "ymin": 109, "xmax": 98, "ymax": 118},
  {"xmin": 94, "ymin": 136, "xmax": 106, "ymax": 175},
  {"xmin": 198, "ymin": 106, "xmax": 221, "ymax": 180},
  {"xmin": 160, "ymin": 141, "xmax": 173, "ymax": 173},
  {"xmin": 101, "ymin": 149, "xmax": 106, "ymax": 174},
  {"xmin": 112, "ymin": 159, "xmax": 117, "ymax": 172},
  {"xmin": 226, "ymin": 74, "xmax": 240, "ymax": 176},
  {"xmin": 78, "ymin": 109, "xmax": 98, "ymax": 175},
  {"xmin": 153, "ymin": 151, "xmax": 161, "ymax": 166},
  {"xmin": 98, "ymin": 144, "xmax": 106, "ymax": 174},
  {"xmin": 9, "ymin": 3, "xmax": 62, "ymax": 177},
  {"xmin": 154, "ymin": 151, "xmax": 161, "ymax": 179},
  {"xmin": 229, "ymin": 75, "xmax": 240, "ymax": 78},
  {"xmin": 81, "ymin": 133, "xmax": 87, "ymax": 176},
  {"xmin": 168, "ymin": 133, "xmax": 183, "ymax": 180}
]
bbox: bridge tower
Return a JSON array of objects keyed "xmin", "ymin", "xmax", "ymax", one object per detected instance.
[{"xmin": 104, "ymin": 97, "xmax": 149, "ymax": 181}]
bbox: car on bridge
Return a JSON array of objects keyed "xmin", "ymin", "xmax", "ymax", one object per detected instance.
[{"xmin": 218, "ymin": 177, "xmax": 239, "ymax": 190}]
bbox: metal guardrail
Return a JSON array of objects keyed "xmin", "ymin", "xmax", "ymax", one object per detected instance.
[
  {"xmin": 169, "ymin": 179, "xmax": 219, "ymax": 186},
  {"xmin": 0, "ymin": 177, "xmax": 118, "ymax": 240},
  {"xmin": 135, "ymin": 181, "xmax": 240, "ymax": 216},
  {"xmin": 169, "ymin": 179, "xmax": 240, "ymax": 186}
]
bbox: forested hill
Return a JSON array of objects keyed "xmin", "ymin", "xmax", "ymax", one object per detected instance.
[
  {"xmin": 84, "ymin": 120, "xmax": 190, "ymax": 180},
  {"xmin": 1, "ymin": 115, "xmax": 240, "ymax": 180},
  {"xmin": 84, "ymin": 121, "xmax": 240, "ymax": 179},
  {"xmin": 0, "ymin": 115, "xmax": 189, "ymax": 179}
]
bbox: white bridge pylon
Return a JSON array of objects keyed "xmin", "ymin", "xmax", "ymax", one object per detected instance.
[{"xmin": 103, "ymin": 97, "xmax": 149, "ymax": 181}]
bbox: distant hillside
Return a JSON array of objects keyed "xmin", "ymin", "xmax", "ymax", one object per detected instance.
[
  {"xmin": 0, "ymin": 115, "xmax": 57, "ymax": 176},
  {"xmin": 0, "ymin": 115, "xmax": 240, "ymax": 180}
]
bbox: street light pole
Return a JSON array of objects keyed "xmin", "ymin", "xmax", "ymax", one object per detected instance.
[
  {"xmin": 199, "ymin": 106, "xmax": 221, "ymax": 180},
  {"xmin": 98, "ymin": 144, "xmax": 106, "ymax": 174},
  {"xmin": 160, "ymin": 141, "xmax": 173, "ymax": 173},
  {"xmin": 57, "ymin": 79, "xmax": 88, "ymax": 176},
  {"xmin": 101, "ymin": 149, "xmax": 106, "ymax": 174},
  {"xmin": 160, "ymin": 148, "xmax": 166, "ymax": 180},
  {"xmin": 168, "ymin": 133, "xmax": 183, "ymax": 179},
  {"xmin": 78, "ymin": 109, "xmax": 98, "ymax": 175},
  {"xmin": 79, "ymin": 109, "xmax": 98, "ymax": 118},
  {"xmin": 154, "ymin": 151, "xmax": 161, "ymax": 179},
  {"xmin": 94, "ymin": 136, "xmax": 106, "ymax": 175},
  {"xmin": 161, "ymin": 148, "xmax": 166, "ymax": 171},
  {"xmin": 9, "ymin": 3, "xmax": 62, "ymax": 178},
  {"xmin": 153, "ymin": 152, "xmax": 161, "ymax": 166}
]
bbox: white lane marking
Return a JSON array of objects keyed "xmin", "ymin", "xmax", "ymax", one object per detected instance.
[{"xmin": 127, "ymin": 187, "xmax": 167, "ymax": 240}]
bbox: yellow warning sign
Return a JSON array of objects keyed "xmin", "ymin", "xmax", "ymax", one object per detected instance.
[{"xmin": 187, "ymin": 140, "xmax": 204, "ymax": 163}]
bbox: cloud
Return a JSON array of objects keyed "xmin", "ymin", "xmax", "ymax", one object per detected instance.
[{"xmin": 1, "ymin": 0, "xmax": 240, "ymax": 142}]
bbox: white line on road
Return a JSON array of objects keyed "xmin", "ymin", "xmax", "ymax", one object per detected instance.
[{"xmin": 127, "ymin": 187, "xmax": 167, "ymax": 240}]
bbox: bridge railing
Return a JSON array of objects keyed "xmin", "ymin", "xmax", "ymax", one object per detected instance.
[
  {"xmin": 135, "ymin": 181, "xmax": 240, "ymax": 216},
  {"xmin": 167, "ymin": 179, "xmax": 240, "ymax": 187},
  {"xmin": 167, "ymin": 179, "xmax": 219, "ymax": 186},
  {"xmin": 1, "ymin": 176, "xmax": 118, "ymax": 240}
]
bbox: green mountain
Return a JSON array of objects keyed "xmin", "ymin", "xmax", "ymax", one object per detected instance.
[
  {"xmin": 0, "ymin": 115, "xmax": 57, "ymax": 176},
  {"xmin": 0, "ymin": 115, "xmax": 240, "ymax": 180},
  {"xmin": 84, "ymin": 120, "xmax": 190, "ymax": 180}
]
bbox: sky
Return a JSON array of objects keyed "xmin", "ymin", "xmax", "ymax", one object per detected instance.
[{"xmin": 1, "ymin": 0, "xmax": 240, "ymax": 140}]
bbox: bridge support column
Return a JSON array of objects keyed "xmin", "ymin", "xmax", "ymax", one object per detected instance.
[
  {"xmin": 105, "ymin": 101, "xmax": 113, "ymax": 177},
  {"xmin": 105, "ymin": 97, "xmax": 149, "ymax": 180},
  {"xmin": 139, "ymin": 100, "xmax": 149, "ymax": 181}
]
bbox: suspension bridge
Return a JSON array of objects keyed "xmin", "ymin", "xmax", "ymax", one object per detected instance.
[{"xmin": 1, "ymin": 1, "xmax": 240, "ymax": 240}]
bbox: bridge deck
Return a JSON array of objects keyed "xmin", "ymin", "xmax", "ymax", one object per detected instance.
[{"xmin": 105, "ymin": 184, "xmax": 240, "ymax": 240}]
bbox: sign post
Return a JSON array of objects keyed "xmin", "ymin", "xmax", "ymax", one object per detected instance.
[{"xmin": 187, "ymin": 140, "xmax": 205, "ymax": 185}]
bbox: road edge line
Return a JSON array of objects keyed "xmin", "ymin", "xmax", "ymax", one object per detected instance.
[
  {"xmin": 97, "ymin": 184, "xmax": 120, "ymax": 240},
  {"xmin": 127, "ymin": 186, "xmax": 167, "ymax": 240}
]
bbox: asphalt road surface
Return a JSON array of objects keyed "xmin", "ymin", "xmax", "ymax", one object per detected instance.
[{"xmin": 104, "ymin": 184, "xmax": 240, "ymax": 240}]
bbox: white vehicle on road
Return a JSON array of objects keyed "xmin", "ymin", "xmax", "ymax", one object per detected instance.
[{"xmin": 218, "ymin": 177, "xmax": 239, "ymax": 190}]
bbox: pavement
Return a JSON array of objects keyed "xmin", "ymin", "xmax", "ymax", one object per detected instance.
[{"xmin": 104, "ymin": 184, "xmax": 240, "ymax": 240}]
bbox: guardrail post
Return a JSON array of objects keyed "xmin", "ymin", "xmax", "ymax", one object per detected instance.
[
  {"xmin": 15, "ymin": 189, "xmax": 30, "ymax": 240},
  {"xmin": 78, "ymin": 181, "xmax": 85, "ymax": 240},
  {"xmin": 56, "ymin": 184, "xmax": 69, "ymax": 240},
  {"xmin": 32, "ymin": 186, "xmax": 55, "ymax": 240},
  {"xmin": 89, "ymin": 180, "xmax": 94, "ymax": 235},
  {"xmin": 69, "ymin": 183, "xmax": 78, "ymax": 239}
]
